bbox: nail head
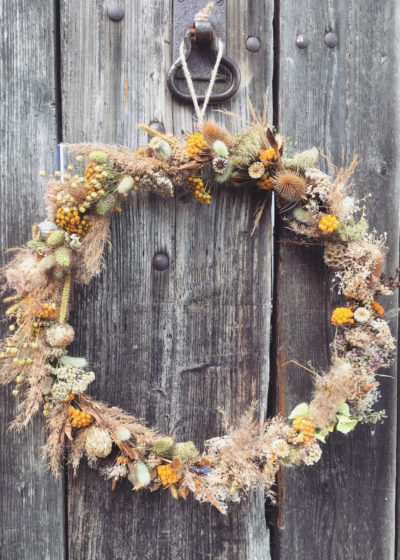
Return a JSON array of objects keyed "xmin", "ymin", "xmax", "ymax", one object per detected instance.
[
  {"xmin": 246, "ymin": 37, "xmax": 261, "ymax": 53},
  {"xmin": 152, "ymin": 253, "xmax": 169, "ymax": 271},
  {"xmin": 107, "ymin": 3, "xmax": 124, "ymax": 21},
  {"xmin": 296, "ymin": 34, "xmax": 309, "ymax": 49},
  {"xmin": 324, "ymin": 32, "xmax": 338, "ymax": 48}
]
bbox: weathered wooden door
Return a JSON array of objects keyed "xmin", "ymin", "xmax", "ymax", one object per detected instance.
[{"xmin": 0, "ymin": 1, "xmax": 398, "ymax": 559}]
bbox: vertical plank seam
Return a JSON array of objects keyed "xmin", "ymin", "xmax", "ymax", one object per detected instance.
[
  {"xmin": 53, "ymin": 0, "xmax": 68, "ymax": 558},
  {"xmin": 266, "ymin": 1, "xmax": 281, "ymax": 558}
]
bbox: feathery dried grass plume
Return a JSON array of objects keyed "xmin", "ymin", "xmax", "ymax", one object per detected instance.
[
  {"xmin": 75, "ymin": 216, "xmax": 110, "ymax": 283},
  {"xmin": 273, "ymin": 170, "xmax": 307, "ymax": 201}
]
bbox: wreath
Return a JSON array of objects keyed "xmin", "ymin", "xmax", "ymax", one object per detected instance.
[{"xmin": 1, "ymin": 100, "xmax": 397, "ymax": 514}]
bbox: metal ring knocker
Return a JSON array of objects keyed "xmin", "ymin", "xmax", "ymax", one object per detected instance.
[{"xmin": 167, "ymin": 20, "xmax": 241, "ymax": 103}]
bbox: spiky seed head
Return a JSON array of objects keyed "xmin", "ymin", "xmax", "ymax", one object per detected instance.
[
  {"xmin": 272, "ymin": 170, "xmax": 307, "ymax": 201},
  {"xmin": 55, "ymin": 246, "xmax": 71, "ymax": 268},
  {"xmin": 248, "ymin": 162, "xmax": 265, "ymax": 179},
  {"xmin": 96, "ymin": 194, "xmax": 117, "ymax": 215},
  {"xmin": 212, "ymin": 156, "xmax": 228, "ymax": 174},
  {"xmin": 89, "ymin": 150, "xmax": 108, "ymax": 163},
  {"xmin": 46, "ymin": 230, "xmax": 65, "ymax": 247},
  {"xmin": 213, "ymin": 140, "xmax": 229, "ymax": 159},
  {"xmin": 201, "ymin": 121, "xmax": 233, "ymax": 148}
]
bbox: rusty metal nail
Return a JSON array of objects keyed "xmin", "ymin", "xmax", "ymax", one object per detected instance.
[
  {"xmin": 296, "ymin": 34, "xmax": 309, "ymax": 49},
  {"xmin": 149, "ymin": 121, "xmax": 166, "ymax": 134},
  {"xmin": 107, "ymin": 3, "xmax": 124, "ymax": 21},
  {"xmin": 324, "ymin": 32, "xmax": 338, "ymax": 48},
  {"xmin": 246, "ymin": 37, "xmax": 261, "ymax": 53},
  {"xmin": 153, "ymin": 253, "xmax": 169, "ymax": 271}
]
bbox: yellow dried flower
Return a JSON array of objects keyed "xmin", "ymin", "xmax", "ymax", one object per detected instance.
[
  {"xmin": 185, "ymin": 132, "xmax": 207, "ymax": 157},
  {"xmin": 318, "ymin": 215, "xmax": 340, "ymax": 234},
  {"xmin": 157, "ymin": 463, "xmax": 182, "ymax": 486},
  {"xmin": 257, "ymin": 174, "xmax": 274, "ymax": 191},
  {"xmin": 259, "ymin": 148, "xmax": 277, "ymax": 165},
  {"xmin": 373, "ymin": 301, "xmax": 384, "ymax": 315},
  {"xmin": 293, "ymin": 417, "xmax": 315, "ymax": 442},
  {"xmin": 68, "ymin": 406, "xmax": 94, "ymax": 428},
  {"xmin": 331, "ymin": 307, "xmax": 354, "ymax": 325}
]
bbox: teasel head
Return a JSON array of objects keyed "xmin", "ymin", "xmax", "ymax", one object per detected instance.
[
  {"xmin": 272, "ymin": 170, "xmax": 307, "ymax": 202},
  {"xmin": 201, "ymin": 121, "xmax": 233, "ymax": 149}
]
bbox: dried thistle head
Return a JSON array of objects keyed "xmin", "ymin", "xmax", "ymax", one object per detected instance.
[
  {"xmin": 273, "ymin": 170, "xmax": 307, "ymax": 202},
  {"xmin": 201, "ymin": 121, "xmax": 233, "ymax": 149}
]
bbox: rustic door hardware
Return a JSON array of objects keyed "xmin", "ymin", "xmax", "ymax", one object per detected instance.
[{"xmin": 167, "ymin": 0, "xmax": 241, "ymax": 103}]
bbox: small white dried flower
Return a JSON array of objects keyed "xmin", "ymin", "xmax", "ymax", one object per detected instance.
[
  {"xmin": 116, "ymin": 427, "xmax": 131, "ymax": 441},
  {"xmin": 354, "ymin": 307, "xmax": 370, "ymax": 324},
  {"xmin": 270, "ymin": 438, "xmax": 290, "ymax": 458},
  {"xmin": 248, "ymin": 161, "xmax": 265, "ymax": 179},
  {"xmin": 85, "ymin": 427, "xmax": 113, "ymax": 458}
]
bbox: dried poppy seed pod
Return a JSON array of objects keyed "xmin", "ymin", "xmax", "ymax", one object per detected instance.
[
  {"xmin": 85, "ymin": 426, "xmax": 113, "ymax": 458},
  {"xmin": 149, "ymin": 137, "xmax": 172, "ymax": 161},
  {"xmin": 38, "ymin": 220, "xmax": 58, "ymax": 240},
  {"xmin": 45, "ymin": 323, "xmax": 75, "ymax": 348}
]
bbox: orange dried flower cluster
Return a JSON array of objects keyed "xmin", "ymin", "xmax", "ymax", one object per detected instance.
[
  {"xmin": 56, "ymin": 207, "xmax": 93, "ymax": 236},
  {"xmin": 318, "ymin": 214, "xmax": 339, "ymax": 234},
  {"xmin": 257, "ymin": 174, "xmax": 274, "ymax": 190},
  {"xmin": 186, "ymin": 175, "xmax": 211, "ymax": 204},
  {"xmin": 36, "ymin": 302, "xmax": 59, "ymax": 320},
  {"xmin": 259, "ymin": 148, "xmax": 277, "ymax": 166},
  {"xmin": 157, "ymin": 463, "xmax": 182, "ymax": 486},
  {"xmin": 186, "ymin": 132, "xmax": 207, "ymax": 157},
  {"xmin": 293, "ymin": 417, "xmax": 315, "ymax": 442},
  {"xmin": 68, "ymin": 406, "xmax": 94, "ymax": 428},
  {"xmin": 116, "ymin": 456, "xmax": 129, "ymax": 465},
  {"xmin": 84, "ymin": 161, "xmax": 110, "ymax": 197},
  {"xmin": 62, "ymin": 391, "xmax": 75, "ymax": 402},
  {"xmin": 373, "ymin": 301, "xmax": 384, "ymax": 315},
  {"xmin": 331, "ymin": 307, "xmax": 354, "ymax": 325}
]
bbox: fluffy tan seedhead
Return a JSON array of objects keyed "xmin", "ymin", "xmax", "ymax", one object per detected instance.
[
  {"xmin": 273, "ymin": 170, "xmax": 307, "ymax": 202},
  {"xmin": 201, "ymin": 122, "xmax": 233, "ymax": 149}
]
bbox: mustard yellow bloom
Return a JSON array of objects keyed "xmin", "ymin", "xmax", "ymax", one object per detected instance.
[
  {"xmin": 373, "ymin": 301, "xmax": 384, "ymax": 315},
  {"xmin": 331, "ymin": 307, "xmax": 354, "ymax": 325},
  {"xmin": 259, "ymin": 148, "xmax": 277, "ymax": 165},
  {"xmin": 185, "ymin": 132, "xmax": 207, "ymax": 157},
  {"xmin": 318, "ymin": 214, "xmax": 339, "ymax": 234}
]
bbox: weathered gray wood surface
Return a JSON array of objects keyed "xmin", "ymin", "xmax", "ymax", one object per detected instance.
[
  {"xmin": 274, "ymin": 2, "xmax": 399, "ymax": 559},
  {"xmin": 0, "ymin": 1, "xmax": 66, "ymax": 559},
  {"xmin": 60, "ymin": 1, "xmax": 273, "ymax": 559},
  {"xmin": 1, "ymin": 1, "xmax": 399, "ymax": 559}
]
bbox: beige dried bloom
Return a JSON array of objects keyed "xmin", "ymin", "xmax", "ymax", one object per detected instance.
[
  {"xmin": 354, "ymin": 307, "xmax": 370, "ymax": 324},
  {"xmin": 85, "ymin": 426, "xmax": 113, "ymax": 458},
  {"xmin": 248, "ymin": 161, "xmax": 265, "ymax": 179},
  {"xmin": 270, "ymin": 438, "xmax": 290, "ymax": 458}
]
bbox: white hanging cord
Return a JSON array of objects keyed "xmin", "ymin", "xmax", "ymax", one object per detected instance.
[{"xmin": 179, "ymin": 1, "xmax": 224, "ymax": 125}]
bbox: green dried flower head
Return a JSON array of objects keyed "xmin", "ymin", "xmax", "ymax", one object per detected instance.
[
  {"xmin": 173, "ymin": 441, "xmax": 198, "ymax": 462},
  {"xmin": 213, "ymin": 140, "xmax": 229, "ymax": 159},
  {"xmin": 27, "ymin": 240, "xmax": 46, "ymax": 251},
  {"xmin": 229, "ymin": 128, "xmax": 262, "ymax": 169},
  {"xmin": 151, "ymin": 436, "xmax": 174, "ymax": 454},
  {"xmin": 89, "ymin": 150, "xmax": 108, "ymax": 163},
  {"xmin": 337, "ymin": 217, "xmax": 368, "ymax": 242},
  {"xmin": 46, "ymin": 230, "xmax": 65, "ymax": 247},
  {"xmin": 96, "ymin": 194, "xmax": 117, "ymax": 215},
  {"xmin": 282, "ymin": 147, "xmax": 319, "ymax": 171},
  {"xmin": 55, "ymin": 246, "xmax": 71, "ymax": 268}
]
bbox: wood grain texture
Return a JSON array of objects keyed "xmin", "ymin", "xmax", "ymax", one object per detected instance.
[
  {"xmin": 274, "ymin": 2, "xmax": 399, "ymax": 559},
  {"xmin": 60, "ymin": 1, "xmax": 274, "ymax": 559},
  {"xmin": 0, "ymin": 1, "xmax": 66, "ymax": 559}
]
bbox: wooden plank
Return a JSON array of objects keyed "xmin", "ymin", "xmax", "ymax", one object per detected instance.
[
  {"xmin": 60, "ymin": 1, "xmax": 274, "ymax": 558},
  {"xmin": 0, "ymin": 1, "xmax": 66, "ymax": 559},
  {"xmin": 273, "ymin": 2, "xmax": 399, "ymax": 558}
]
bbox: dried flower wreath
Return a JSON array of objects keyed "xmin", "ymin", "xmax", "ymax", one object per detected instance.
[
  {"xmin": 1, "ymin": 0, "xmax": 397, "ymax": 509},
  {"xmin": 1, "ymin": 101, "xmax": 397, "ymax": 513}
]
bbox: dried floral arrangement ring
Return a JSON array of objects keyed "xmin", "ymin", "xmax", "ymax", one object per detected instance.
[
  {"xmin": 1, "ymin": 106, "xmax": 397, "ymax": 513},
  {"xmin": 1, "ymin": 0, "xmax": 398, "ymax": 510}
]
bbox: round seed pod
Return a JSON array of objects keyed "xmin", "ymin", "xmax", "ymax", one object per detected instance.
[
  {"xmin": 149, "ymin": 138, "xmax": 172, "ymax": 161},
  {"xmin": 45, "ymin": 323, "xmax": 75, "ymax": 348},
  {"xmin": 38, "ymin": 220, "xmax": 58, "ymax": 240},
  {"xmin": 85, "ymin": 426, "xmax": 113, "ymax": 458}
]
